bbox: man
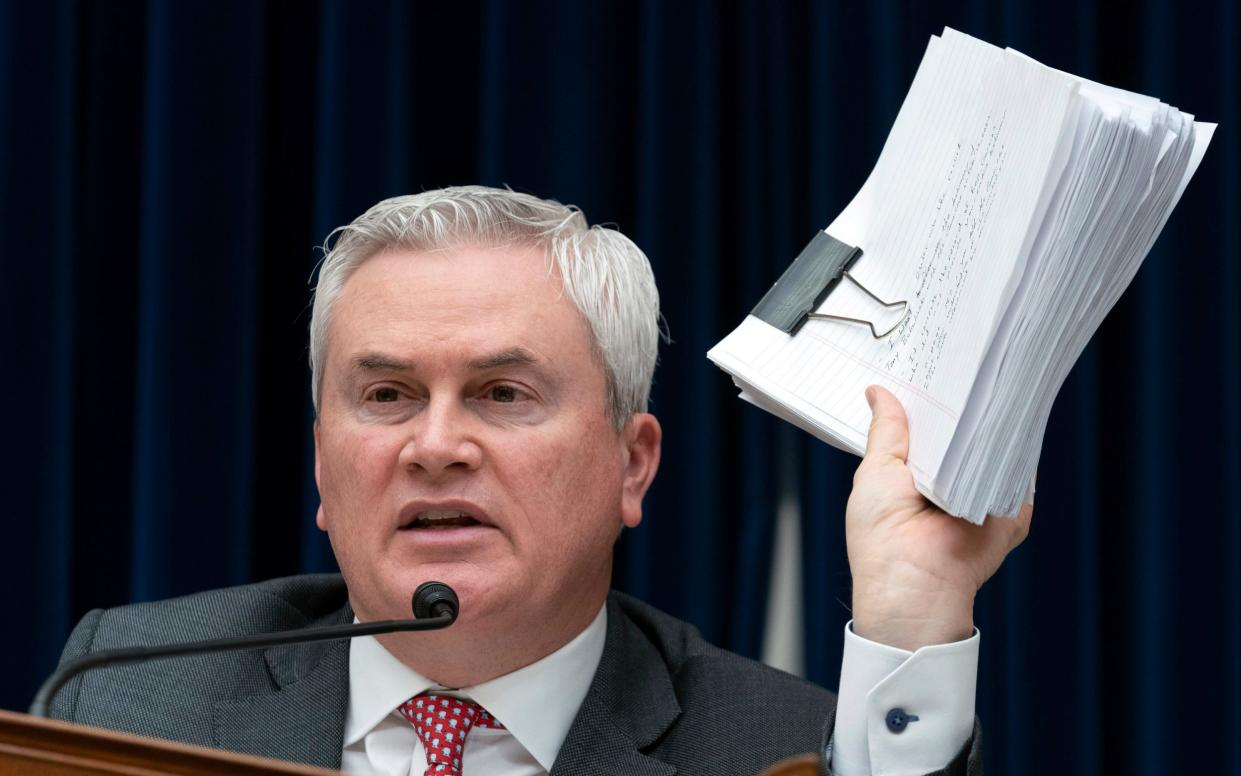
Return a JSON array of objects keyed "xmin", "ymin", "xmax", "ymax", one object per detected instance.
[{"xmin": 50, "ymin": 187, "xmax": 1031, "ymax": 775}]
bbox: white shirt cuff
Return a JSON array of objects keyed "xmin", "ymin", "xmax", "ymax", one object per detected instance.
[{"xmin": 830, "ymin": 621, "xmax": 978, "ymax": 776}]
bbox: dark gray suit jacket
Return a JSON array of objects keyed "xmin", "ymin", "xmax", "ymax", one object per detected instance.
[{"xmin": 49, "ymin": 574, "xmax": 980, "ymax": 775}]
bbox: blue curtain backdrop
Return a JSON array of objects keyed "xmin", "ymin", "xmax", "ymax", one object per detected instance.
[{"xmin": 2, "ymin": 1, "xmax": 1238, "ymax": 773}]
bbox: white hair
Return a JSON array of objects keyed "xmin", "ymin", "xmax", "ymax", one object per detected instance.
[{"xmin": 308, "ymin": 186, "xmax": 663, "ymax": 429}]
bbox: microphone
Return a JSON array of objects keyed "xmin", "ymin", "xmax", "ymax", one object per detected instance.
[{"xmin": 29, "ymin": 581, "xmax": 459, "ymax": 718}]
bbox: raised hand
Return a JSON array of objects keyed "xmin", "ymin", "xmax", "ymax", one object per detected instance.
[{"xmin": 846, "ymin": 385, "xmax": 1033, "ymax": 650}]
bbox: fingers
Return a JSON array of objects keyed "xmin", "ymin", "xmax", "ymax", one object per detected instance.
[{"xmin": 863, "ymin": 385, "xmax": 910, "ymax": 464}]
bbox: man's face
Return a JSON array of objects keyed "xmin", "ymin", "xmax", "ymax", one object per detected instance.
[{"xmin": 314, "ymin": 245, "xmax": 660, "ymax": 643}]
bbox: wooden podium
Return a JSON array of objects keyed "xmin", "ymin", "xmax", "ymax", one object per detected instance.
[
  {"xmin": 0, "ymin": 709, "xmax": 341, "ymax": 776},
  {"xmin": 0, "ymin": 708, "xmax": 824, "ymax": 776}
]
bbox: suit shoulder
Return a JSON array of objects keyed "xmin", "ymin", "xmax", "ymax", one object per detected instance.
[
  {"xmin": 609, "ymin": 591, "xmax": 835, "ymax": 771},
  {"xmin": 610, "ymin": 590, "xmax": 835, "ymax": 703},
  {"xmin": 78, "ymin": 574, "xmax": 349, "ymax": 648},
  {"xmin": 50, "ymin": 575, "xmax": 350, "ymax": 733}
]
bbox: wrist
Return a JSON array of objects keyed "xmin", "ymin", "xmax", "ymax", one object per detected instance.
[{"xmin": 852, "ymin": 582, "xmax": 975, "ymax": 651}]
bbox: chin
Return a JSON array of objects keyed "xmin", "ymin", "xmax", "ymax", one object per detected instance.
[
  {"xmin": 374, "ymin": 565, "xmax": 509, "ymax": 625},
  {"xmin": 437, "ymin": 576, "xmax": 506, "ymax": 626}
]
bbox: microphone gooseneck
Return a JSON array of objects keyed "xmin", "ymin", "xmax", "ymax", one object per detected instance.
[{"xmin": 29, "ymin": 581, "xmax": 459, "ymax": 718}]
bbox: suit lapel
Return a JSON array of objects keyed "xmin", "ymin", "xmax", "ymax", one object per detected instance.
[
  {"xmin": 551, "ymin": 596, "xmax": 679, "ymax": 776},
  {"xmin": 212, "ymin": 602, "xmax": 353, "ymax": 770}
]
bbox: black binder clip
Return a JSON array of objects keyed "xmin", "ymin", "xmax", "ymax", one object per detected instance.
[{"xmin": 751, "ymin": 231, "xmax": 908, "ymax": 338}]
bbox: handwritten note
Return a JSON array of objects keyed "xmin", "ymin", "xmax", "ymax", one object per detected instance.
[{"xmin": 881, "ymin": 111, "xmax": 1009, "ymax": 389}]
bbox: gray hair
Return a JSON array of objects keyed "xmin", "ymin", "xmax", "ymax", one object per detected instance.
[{"xmin": 308, "ymin": 186, "xmax": 663, "ymax": 429}]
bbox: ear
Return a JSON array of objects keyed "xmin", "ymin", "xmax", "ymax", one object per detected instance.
[
  {"xmin": 619, "ymin": 413, "xmax": 662, "ymax": 529},
  {"xmin": 313, "ymin": 421, "xmax": 328, "ymax": 532}
]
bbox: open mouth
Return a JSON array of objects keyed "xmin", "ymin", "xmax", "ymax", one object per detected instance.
[{"xmin": 402, "ymin": 509, "xmax": 483, "ymax": 530}]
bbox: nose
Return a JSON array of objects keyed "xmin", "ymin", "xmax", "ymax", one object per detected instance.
[{"xmin": 397, "ymin": 396, "xmax": 482, "ymax": 477}]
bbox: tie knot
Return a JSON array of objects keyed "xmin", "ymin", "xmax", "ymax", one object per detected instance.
[{"xmin": 398, "ymin": 692, "xmax": 505, "ymax": 776}]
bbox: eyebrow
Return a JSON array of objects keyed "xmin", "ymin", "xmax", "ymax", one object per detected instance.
[
  {"xmin": 352, "ymin": 353, "xmax": 414, "ymax": 373},
  {"xmin": 349, "ymin": 348, "xmax": 539, "ymax": 374},
  {"xmin": 467, "ymin": 347, "xmax": 539, "ymax": 371}
]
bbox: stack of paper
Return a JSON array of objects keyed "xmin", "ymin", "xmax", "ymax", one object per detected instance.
[{"xmin": 707, "ymin": 28, "xmax": 1214, "ymax": 523}]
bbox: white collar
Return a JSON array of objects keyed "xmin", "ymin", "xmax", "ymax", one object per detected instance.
[{"xmin": 344, "ymin": 604, "xmax": 607, "ymax": 772}]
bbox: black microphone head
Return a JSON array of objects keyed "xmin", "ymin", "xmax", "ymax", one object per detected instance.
[{"xmin": 412, "ymin": 581, "xmax": 459, "ymax": 622}]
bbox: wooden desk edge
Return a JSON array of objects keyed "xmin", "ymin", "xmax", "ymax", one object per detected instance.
[{"xmin": 0, "ymin": 708, "xmax": 341, "ymax": 776}]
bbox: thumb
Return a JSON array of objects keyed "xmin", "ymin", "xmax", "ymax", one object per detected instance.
[{"xmin": 864, "ymin": 385, "xmax": 910, "ymax": 463}]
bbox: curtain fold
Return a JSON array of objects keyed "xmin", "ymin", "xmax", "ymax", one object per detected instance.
[{"xmin": 2, "ymin": 3, "xmax": 1237, "ymax": 773}]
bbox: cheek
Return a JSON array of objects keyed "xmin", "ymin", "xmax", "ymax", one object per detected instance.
[
  {"xmin": 506, "ymin": 425, "xmax": 624, "ymax": 549},
  {"xmin": 319, "ymin": 426, "xmax": 405, "ymax": 516}
]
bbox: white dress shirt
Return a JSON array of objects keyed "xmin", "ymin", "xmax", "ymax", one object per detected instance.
[
  {"xmin": 341, "ymin": 605, "xmax": 607, "ymax": 775},
  {"xmin": 342, "ymin": 606, "xmax": 976, "ymax": 776},
  {"xmin": 831, "ymin": 622, "xmax": 979, "ymax": 776}
]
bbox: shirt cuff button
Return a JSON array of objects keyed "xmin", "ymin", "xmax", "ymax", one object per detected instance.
[{"xmin": 885, "ymin": 707, "xmax": 920, "ymax": 733}]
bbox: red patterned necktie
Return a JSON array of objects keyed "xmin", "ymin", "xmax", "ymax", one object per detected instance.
[{"xmin": 398, "ymin": 692, "xmax": 507, "ymax": 776}]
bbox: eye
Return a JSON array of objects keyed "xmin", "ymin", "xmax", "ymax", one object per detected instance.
[
  {"xmin": 369, "ymin": 386, "xmax": 402, "ymax": 403},
  {"xmin": 488, "ymin": 384, "xmax": 520, "ymax": 403}
]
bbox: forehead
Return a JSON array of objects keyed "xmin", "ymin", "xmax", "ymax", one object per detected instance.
[{"xmin": 327, "ymin": 245, "xmax": 599, "ymax": 372}]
